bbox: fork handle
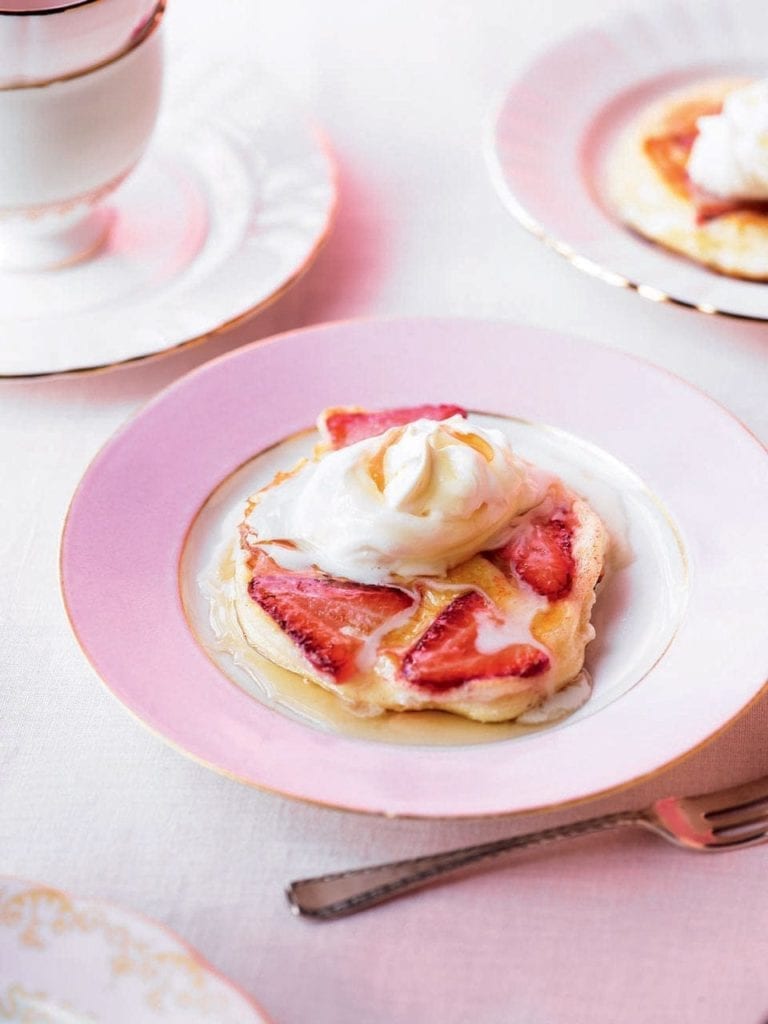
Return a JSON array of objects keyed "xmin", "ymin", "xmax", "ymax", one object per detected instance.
[{"xmin": 287, "ymin": 810, "xmax": 641, "ymax": 920}]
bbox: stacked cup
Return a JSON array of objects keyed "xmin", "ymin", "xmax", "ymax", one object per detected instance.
[{"xmin": 0, "ymin": 0, "xmax": 165, "ymax": 270}]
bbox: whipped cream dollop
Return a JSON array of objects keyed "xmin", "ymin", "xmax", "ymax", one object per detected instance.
[
  {"xmin": 245, "ymin": 416, "xmax": 546, "ymax": 585},
  {"xmin": 688, "ymin": 80, "xmax": 768, "ymax": 199}
]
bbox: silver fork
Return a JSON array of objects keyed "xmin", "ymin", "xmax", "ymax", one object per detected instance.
[{"xmin": 286, "ymin": 774, "xmax": 768, "ymax": 920}]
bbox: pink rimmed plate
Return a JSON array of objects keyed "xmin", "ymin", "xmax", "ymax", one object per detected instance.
[
  {"xmin": 60, "ymin": 319, "xmax": 768, "ymax": 818},
  {"xmin": 0, "ymin": 875, "xmax": 272, "ymax": 1023},
  {"xmin": 486, "ymin": 0, "xmax": 768, "ymax": 319}
]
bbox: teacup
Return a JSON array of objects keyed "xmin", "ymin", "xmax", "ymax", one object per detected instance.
[{"xmin": 0, "ymin": 0, "xmax": 165, "ymax": 271}]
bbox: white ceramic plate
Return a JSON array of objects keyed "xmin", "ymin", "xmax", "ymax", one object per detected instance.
[
  {"xmin": 0, "ymin": 876, "xmax": 271, "ymax": 1022},
  {"xmin": 0, "ymin": 64, "xmax": 336, "ymax": 377},
  {"xmin": 487, "ymin": 0, "xmax": 768, "ymax": 319}
]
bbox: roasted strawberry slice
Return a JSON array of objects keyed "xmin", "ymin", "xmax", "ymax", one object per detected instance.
[
  {"xmin": 248, "ymin": 574, "xmax": 413, "ymax": 681},
  {"xmin": 645, "ymin": 132, "xmax": 698, "ymax": 198},
  {"xmin": 494, "ymin": 507, "xmax": 575, "ymax": 600},
  {"xmin": 322, "ymin": 404, "xmax": 466, "ymax": 449},
  {"xmin": 688, "ymin": 181, "xmax": 768, "ymax": 224},
  {"xmin": 401, "ymin": 591, "xmax": 548, "ymax": 692},
  {"xmin": 690, "ymin": 183, "xmax": 741, "ymax": 223}
]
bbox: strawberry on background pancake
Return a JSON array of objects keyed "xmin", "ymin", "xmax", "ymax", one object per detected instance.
[
  {"xmin": 212, "ymin": 405, "xmax": 608, "ymax": 725},
  {"xmin": 605, "ymin": 77, "xmax": 768, "ymax": 280}
]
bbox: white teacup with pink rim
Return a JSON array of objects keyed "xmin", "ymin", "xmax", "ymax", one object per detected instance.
[{"xmin": 0, "ymin": 0, "xmax": 164, "ymax": 271}]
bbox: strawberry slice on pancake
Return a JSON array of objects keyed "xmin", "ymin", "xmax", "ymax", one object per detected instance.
[
  {"xmin": 492, "ymin": 506, "xmax": 575, "ymax": 601},
  {"xmin": 401, "ymin": 591, "xmax": 549, "ymax": 691},
  {"xmin": 248, "ymin": 573, "xmax": 413, "ymax": 682},
  {"xmin": 321, "ymin": 404, "xmax": 466, "ymax": 449}
]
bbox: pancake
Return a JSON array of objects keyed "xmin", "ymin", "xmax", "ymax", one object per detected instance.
[
  {"xmin": 605, "ymin": 77, "xmax": 768, "ymax": 281},
  {"xmin": 209, "ymin": 405, "xmax": 608, "ymax": 725}
]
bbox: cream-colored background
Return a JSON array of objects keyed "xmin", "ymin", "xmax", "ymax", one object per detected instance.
[{"xmin": 2, "ymin": 2, "xmax": 767, "ymax": 1022}]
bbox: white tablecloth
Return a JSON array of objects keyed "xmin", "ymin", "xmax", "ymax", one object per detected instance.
[{"xmin": 3, "ymin": 2, "xmax": 768, "ymax": 1022}]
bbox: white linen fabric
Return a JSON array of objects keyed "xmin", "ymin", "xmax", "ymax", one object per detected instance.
[{"xmin": 2, "ymin": 2, "xmax": 767, "ymax": 1022}]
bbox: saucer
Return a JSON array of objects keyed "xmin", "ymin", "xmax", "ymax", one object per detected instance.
[
  {"xmin": 0, "ymin": 65, "xmax": 336, "ymax": 377},
  {"xmin": 0, "ymin": 875, "xmax": 272, "ymax": 1022},
  {"xmin": 486, "ymin": 0, "xmax": 768, "ymax": 319}
]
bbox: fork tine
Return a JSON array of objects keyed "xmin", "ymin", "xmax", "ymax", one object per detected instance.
[
  {"xmin": 711, "ymin": 811, "xmax": 768, "ymax": 835},
  {"xmin": 706, "ymin": 798, "xmax": 768, "ymax": 828},
  {"xmin": 709, "ymin": 826, "xmax": 768, "ymax": 849},
  {"xmin": 704, "ymin": 792, "xmax": 768, "ymax": 822},
  {"xmin": 691, "ymin": 776, "xmax": 768, "ymax": 817}
]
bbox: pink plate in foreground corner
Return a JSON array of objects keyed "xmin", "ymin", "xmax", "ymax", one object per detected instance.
[
  {"xmin": 0, "ymin": 875, "xmax": 272, "ymax": 1023},
  {"xmin": 60, "ymin": 319, "xmax": 768, "ymax": 818}
]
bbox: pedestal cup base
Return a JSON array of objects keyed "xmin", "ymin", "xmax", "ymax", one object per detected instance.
[{"xmin": 0, "ymin": 205, "xmax": 112, "ymax": 272}]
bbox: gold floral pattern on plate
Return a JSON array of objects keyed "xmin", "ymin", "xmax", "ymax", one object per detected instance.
[{"xmin": 0, "ymin": 879, "xmax": 270, "ymax": 1023}]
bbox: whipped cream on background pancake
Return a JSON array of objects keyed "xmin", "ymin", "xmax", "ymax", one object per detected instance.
[{"xmin": 688, "ymin": 81, "xmax": 768, "ymax": 200}]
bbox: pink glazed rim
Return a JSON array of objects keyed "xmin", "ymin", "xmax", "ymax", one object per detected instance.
[{"xmin": 60, "ymin": 318, "xmax": 768, "ymax": 819}]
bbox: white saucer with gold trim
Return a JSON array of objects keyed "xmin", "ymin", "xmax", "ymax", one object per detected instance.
[{"xmin": 0, "ymin": 64, "xmax": 336, "ymax": 377}]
